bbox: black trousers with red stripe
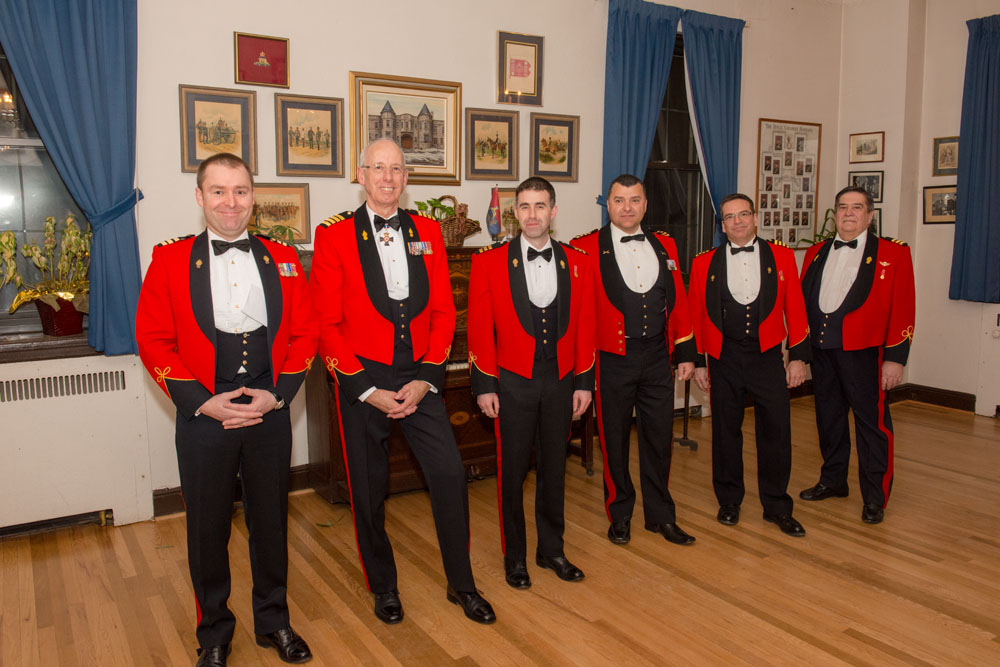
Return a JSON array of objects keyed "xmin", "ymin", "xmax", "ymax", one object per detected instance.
[
  {"xmin": 496, "ymin": 359, "xmax": 574, "ymax": 561},
  {"xmin": 596, "ymin": 338, "xmax": 678, "ymax": 525},
  {"xmin": 175, "ymin": 372, "xmax": 291, "ymax": 649},
  {"xmin": 334, "ymin": 350, "xmax": 476, "ymax": 595},
  {"xmin": 707, "ymin": 341, "xmax": 795, "ymax": 515},
  {"xmin": 811, "ymin": 346, "xmax": 894, "ymax": 507}
]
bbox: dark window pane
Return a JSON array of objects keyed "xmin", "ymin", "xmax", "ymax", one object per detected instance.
[{"xmin": 643, "ymin": 168, "xmax": 714, "ymax": 275}]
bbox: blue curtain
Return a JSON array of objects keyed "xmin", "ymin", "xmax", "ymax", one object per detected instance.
[
  {"xmin": 682, "ymin": 10, "xmax": 745, "ymax": 246},
  {"xmin": 0, "ymin": 0, "xmax": 143, "ymax": 353},
  {"xmin": 600, "ymin": 0, "xmax": 682, "ymax": 223},
  {"xmin": 949, "ymin": 14, "xmax": 1000, "ymax": 303}
]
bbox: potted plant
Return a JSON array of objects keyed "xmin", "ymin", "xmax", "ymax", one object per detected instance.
[{"xmin": 0, "ymin": 214, "xmax": 92, "ymax": 336}]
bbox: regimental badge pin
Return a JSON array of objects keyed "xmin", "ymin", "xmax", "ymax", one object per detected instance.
[
  {"xmin": 513, "ymin": 258, "xmax": 519, "ymax": 268},
  {"xmin": 666, "ymin": 259, "xmax": 677, "ymax": 271},
  {"xmin": 195, "ymin": 259, "xmax": 203, "ymax": 269},
  {"xmin": 710, "ymin": 274, "xmax": 715, "ymax": 282},
  {"xmin": 263, "ymin": 256, "xmax": 270, "ymax": 264},
  {"xmin": 602, "ymin": 250, "xmax": 611, "ymax": 254},
  {"xmin": 879, "ymin": 261, "xmax": 890, "ymax": 267},
  {"xmin": 574, "ymin": 265, "xmax": 578, "ymax": 277},
  {"xmin": 278, "ymin": 262, "xmax": 298, "ymax": 277},
  {"xmin": 767, "ymin": 266, "xmax": 772, "ymax": 274},
  {"xmin": 779, "ymin": 269, "xmax": 785, "ymax": 281},
  {"xmin": 408, "ymin": 227, "xmax": 414, "ymax": 238},
  {"xmin": 866, "ymin": 256, "xmax": 872, "ymax": 264},
  {"xmin": 362, "ymin": 230, "xmax": 369, "ymax": 241},
  {"xmin": 880, "ymin": 270, "xmax": 886, "ymax": 280},
  {"xmin": 560, "ymin": 259, "xmax": 566, "ymax": 269}
]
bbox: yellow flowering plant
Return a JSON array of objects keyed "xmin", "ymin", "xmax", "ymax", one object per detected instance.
[{"xmin": 1, "ymin": 214, "xmax": 92, "ymax": 314}]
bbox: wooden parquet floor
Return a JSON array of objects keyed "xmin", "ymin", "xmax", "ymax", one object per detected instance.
[{"xmin": 2, "ymin": 399, "xmax": 999, "ymax": 666}]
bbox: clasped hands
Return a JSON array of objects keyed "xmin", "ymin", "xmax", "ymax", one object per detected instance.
[
  {"xmin": 365, "ymin": 380, "xmax": 431, "ymax": 419},
  {"xmin": 198, "ymin": 386, "xmax": 278, "ymax": 429}
]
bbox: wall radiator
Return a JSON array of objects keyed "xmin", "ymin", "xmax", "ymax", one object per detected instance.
[{"xmin": 0, "ymin": 355, "xmax": 152, "ymax": 529}]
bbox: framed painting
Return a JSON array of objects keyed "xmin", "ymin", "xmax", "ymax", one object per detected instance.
[
  {"xmin": 250, "ymin": 183, "xmax": 311, "ymax": 243},
  {"xmin": 234, "ymin": 32, "xmax": 289, "ymax": 88},
  {"xmin": 178, "ymin": 84, "xmax": 257, "ymax": 174},
  {"xmin": 754, "ymin": 118, "xmax": 822, "ymax": 242},
  {"xmin": 465, "ymin": 107, "xmax": 518, "ymax": 181},
  {"xmin": 497, "ymin": 186, "xmax": 519, "ymax": 237},
  {"xmin": 849, "ymin": 131, "xmax": 884, "ymax": 163},
  {"xmin": 848, "ymin": 170, "xmax": 884, "ymax": 203},
  {"xmin": 497, "ymin": 31, "xmax": 543, "ymax": 106},
  {"xmin": 923, "ymin": 185, "xmax": 956, "ymax": 224},
  {"xmin": 529, "ymin": 112, "xmax": 579, "ymax": 182},
  {"xmin": 870, "ymin": 208, "xmax": 882, "ymax": 236},
  {"xmin": 349, "ymin": 71, "xmax": 461, "ymax": 185},
  {"xmin": 932, "ymin": 136, "xmax": 958, "ymax": 176},
  {"xmin": 275, "ymin": 93, "xmax": 344, "ymax": 177}
]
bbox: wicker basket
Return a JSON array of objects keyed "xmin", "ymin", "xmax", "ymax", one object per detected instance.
[{"xmin": 435, "ymin": 195, "xmax": 481, "ymax": 247}]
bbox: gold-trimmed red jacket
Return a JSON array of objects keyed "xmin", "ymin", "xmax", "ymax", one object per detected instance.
[
  {"xmin": 570, "ymin": 225, "xmax": 697, "ymax": 363},
  {"xmin": 467, "ymin": 235, "xmax": 596, "ymax": 395},
  {"xmin": 135, "ymin": 232, "xmax": 317, "ymax": 418},
  {"xmin": 309, "ymin": 205, "xmax": 455, "ymax": 399},
  {"xmin": 801, "ymin": 232, "xmax": 915, "ymax": 364},
  {"xmin": 687, "ymin": 238, "xmax": 810, "ymax": 362}
]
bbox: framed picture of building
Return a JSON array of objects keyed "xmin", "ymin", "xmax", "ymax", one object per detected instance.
[
  {"xmin": 234, "ymin": 32, "xmax": 289, "ymax": 88},
  {"xmin": 849, "ymin": 131, "xmax": 885, "ymax": 163},
  {"xmin": 465, "ymin": 107, "xmax": 518, "ymax": 181},
  {"xmin": 178, "ymin": 84, "xmax": 257, "ymax": 174},
  {"xmin": 348, "ymin": 71, "xmax": 461, "ymax": 185},
  {"xmin": 274, "ymin": 94, "xmax": 343, "ymax": 177},
  {"xmin": 250, "ymin": 183, "xmax": 310, "ymax": 243},
  {"xmin": 497, "ymin": 31, "xmax": 543, "ymax": 106},
  {"xmin": 755, "ymin": 118, "xmax": 822, "ymax": 243},
  {"xmin": 529, "ymin": 112, "xmax": 579, "ymax": 182}
]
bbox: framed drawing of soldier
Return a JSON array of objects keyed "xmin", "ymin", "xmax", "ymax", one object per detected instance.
[
  {"xmin": 275, "ymin": 94, "xmax": 344, "ymax": 177},
  {"xmin": 465, "ymin": 107, "xmax": 518, "ymax": 181},
  {"xmin": 178, "ymin": 84, "xmax": 257, "ymax": 174}
]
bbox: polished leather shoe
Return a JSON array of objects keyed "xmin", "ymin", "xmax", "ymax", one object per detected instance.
[
  {"xmin": 717, "ymin": 505, "xmax": 740, "ymax": 526},
  {"xmin": 373, "ymin": 590, "xmax": 404, "ymax": 624},
  {"xmin": 255, "ymin": 627, "xmax": 312, "ymax": 664},
  {"xmin": 535, "ymin": 552, "xmax": 585, "ymax": 581},
  {"xmin": 645, "ymin": 522, "xmax": 696, "ymax": 545},
  {"xmin": 196, "ymin": 644, "xmax": 231, "ymax": 667},
  {"xmin": 446, "ymin": 586, "xmax": 497, "ymax": 624},
  {"xmin": 608, "ymin": 520, "xmax": 631, "ymax": 544},
  {"xmin": 862, "ymin": 503, "xmax": 884, "ymax": 524},
  {"xmin": 504, "ymin": 557, "xmax": 531, "ymax": 589},
  {"xmin": 799, "ymin": 482, "xmax": 849, "ymax": 501},
  {"xmin": 763, "ymin": 513, "xmax": 806, "ymax": 537}
]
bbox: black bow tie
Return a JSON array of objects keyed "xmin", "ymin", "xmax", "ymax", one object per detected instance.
[
  {"xmin": 374, "ymin": 215, "xmax": 400, "ymax": 231},
  {"xmin": 834, "ymin": 238, "xmax": 858, "ymax": 250},
  {"xmin": 527, "ymin": 247, "xmax": 553, "ymax": 262},
  {"xmin": 730, "ymin": 244, "xmax": 754, "ymax": 255},
  {"xmin": 620, "ymin": 233, "xmax": 645, "ymax": 243},
  {"xmin": 212, "ymin": 238, "xmax": 251, "ymax": 255}
]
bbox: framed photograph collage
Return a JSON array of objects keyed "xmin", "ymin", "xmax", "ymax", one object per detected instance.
[{"xmin": 755, "ymin": 118, "xmax": 822, "ymax": 244}]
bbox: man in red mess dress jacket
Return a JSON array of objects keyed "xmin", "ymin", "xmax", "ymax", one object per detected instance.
[
  {"xmin": 798, "ymin": 186, "xmax": 915, "ymax": 525},
  {"xmin": 136, "ymin": 153, "xmax": 316, "ymax": 666}
]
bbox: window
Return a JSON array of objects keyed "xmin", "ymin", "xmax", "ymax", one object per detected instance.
[
  {"xmin": 642, "ymin": 35, "xmax": 715, "ymax": 277},
  {"xmin": 0, "ymin": 43, "xmax": 89, "ymax": 335}
]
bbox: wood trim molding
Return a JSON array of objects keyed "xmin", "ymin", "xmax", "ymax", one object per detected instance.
[{"xmin": 787, "ymin": 380, "xmax": 974, "ymax": 412}]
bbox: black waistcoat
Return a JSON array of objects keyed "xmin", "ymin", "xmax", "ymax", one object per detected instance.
[
  {"xmin": 622, "ymin": 264, "xmax": 667, "ymax": 339},
  {"xmin": 216, "ymin": 327, "xmax": 268, "ymax": 381}
]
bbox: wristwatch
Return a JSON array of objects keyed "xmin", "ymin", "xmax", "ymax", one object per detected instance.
[{"xmin": 269, "ymin": 390, "xmax": 285, "ymax": 410}]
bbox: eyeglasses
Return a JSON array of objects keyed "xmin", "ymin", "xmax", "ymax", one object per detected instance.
[
  {"xmin": 722, "ymin": 210, "xmax": 754, "ymax": 223},
  {"xmin": 361, "ymin": 163, "xmax": 406, "ymax": 176}
]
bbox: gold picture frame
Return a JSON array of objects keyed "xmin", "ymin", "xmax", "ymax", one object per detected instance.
[
  {"xmin": 250, "ymin": 182, "xmax": 311, "ymax": 243},
  {"xmin": 529, "ymin": 112, "xmax": 579, "ymax": 182},
  {"xmin": 348, "ymin": 71, "xmax": 461, "ymax": 185}
]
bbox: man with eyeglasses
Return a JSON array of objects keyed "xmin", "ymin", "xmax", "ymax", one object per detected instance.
[
  {"xmin": 309, "ymin": 138, "xmax": 496, "ymax": 626},
  {"xmin": 688, "ymin": 193, "xmax": 810, "ymax": 537},
  {"xmin": 570, "ymin": 174, "xmax": 698, "ymax": 548},
  {"xmin": 468, "ymin": 176, "xmax": 595, "ymax": 589},
  {"xmin": 798, "ymin": 186, "xmax": 915, "ymax": 525}
]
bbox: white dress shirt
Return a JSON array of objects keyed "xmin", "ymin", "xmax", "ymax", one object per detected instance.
[
  {"xmin": 521, "ymin": 236, "xmax": 558, "ymax": 308},
  {"xmin": 610, "ymin": 224, "xmax": 659, "ymax": 293},
  {"xmin": 368, "ymin": 204, "xmax": 409, "ymax": 300},
  {"xmin": 207, "ymin": 228, "xmax": 267, "ymax": 334},
  {"xmin": 819, "ymin": 232, "xmax": 867, "ymax": 313},
  {"xmin": 726, "ymin": 237, "xmax": 761, "ymax": 305}
]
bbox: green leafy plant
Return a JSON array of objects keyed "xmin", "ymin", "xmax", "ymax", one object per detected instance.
[{"xmin": 2, "ymin": 214, "xmax": 92, "ymax": 314}]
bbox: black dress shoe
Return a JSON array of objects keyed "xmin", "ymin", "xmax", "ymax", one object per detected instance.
[
  {"xmin": 862, "ymin": 503, "xmax": 884, "ymax": 524},
  {"xmin": 608, "ymin": 520, "xmax": 631, "ymax": 544},
  {"xmin": 799, "ymin": 482, "xmax": 849, "ymax": 501},
  {"xmin": 446, "ymin": 586, "xmax": 497, "ymax": 624},
  {"xmin": 373, "ymin": 590, "xmax": 404, "ymax": 624},
  {"xmin": 645, "ymin": 522, "xmax": 696, "ymax": 545},
  {"xmin": 717, "ymin": 505, "xmax": 740, "ymax": 526},
  {"xmin": 535, "ymin": 552, "xmax": 585, "ymax": 581},
  {"xmin": 763, "ymin": 513, "xmax": 806, "ymax": 537},
  {"xmin": 255, "ymin": 627, "xmax": 312, "ymax": 664},
  {"xmin": 196, "ymin": 644, "xmax": 231, "ymax": 667},
  {"xmin": 504, "ymin": 557, "xmax": 531, "ymax": 589}
]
